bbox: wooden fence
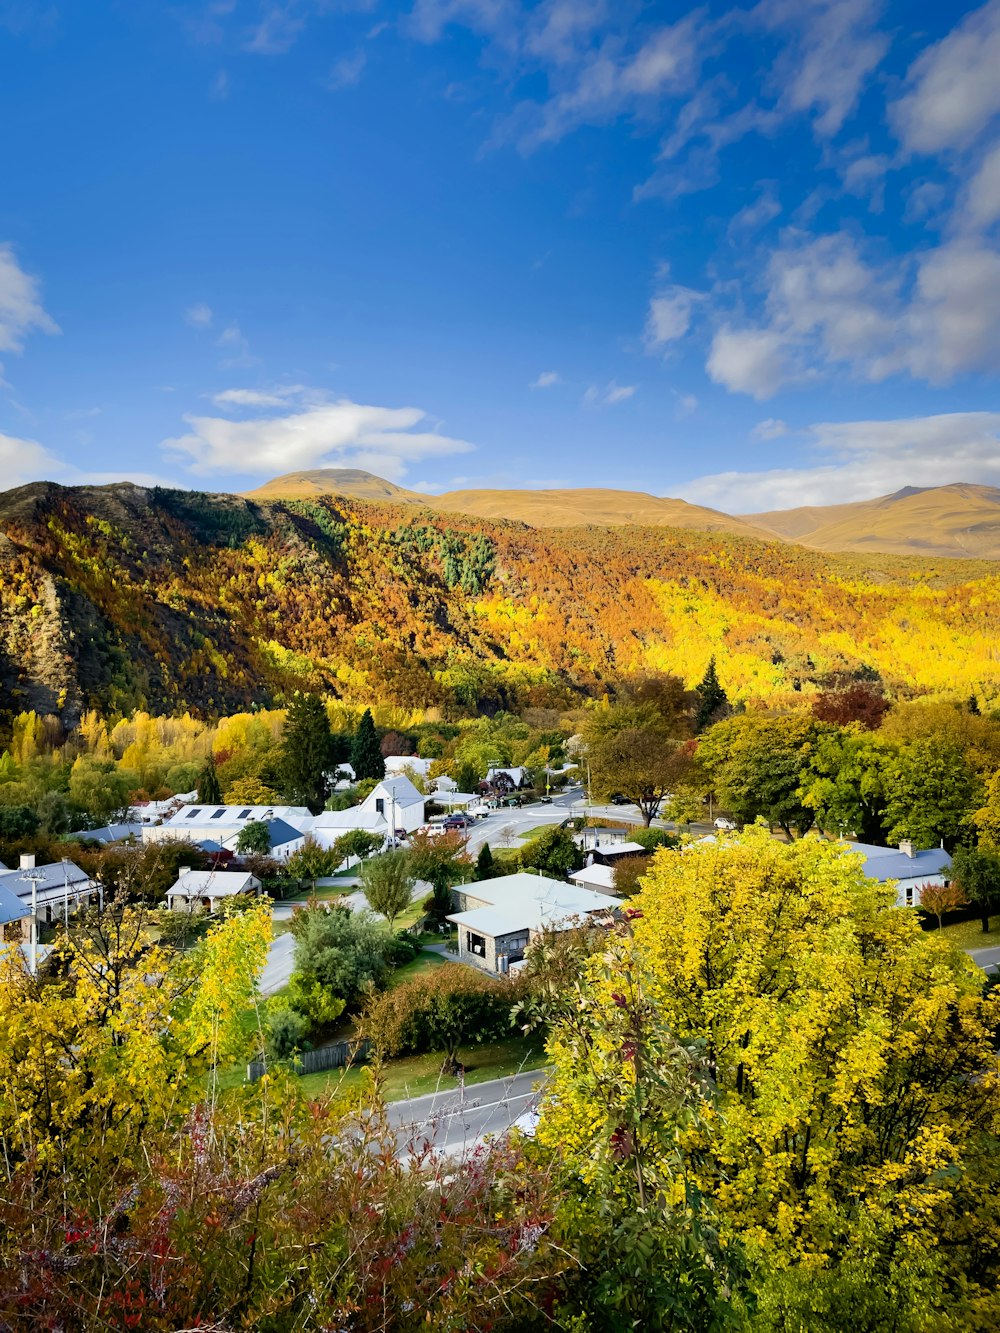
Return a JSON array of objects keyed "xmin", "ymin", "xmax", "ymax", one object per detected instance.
[{"xmin": 247, "ymin": 1037, "xmax": 370, "ymax": 1083}]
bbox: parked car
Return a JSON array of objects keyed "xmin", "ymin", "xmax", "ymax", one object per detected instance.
[
  {"xmin": 610, "ymin": 793, "xmax": 631, "ymax": 806},
  {"xmin": 538, "ymin": 795, "xmax": 553, "ymax": 804},
  {"xmin": 714, "ymin": 817, "xmax": 737, "ymax": 831},
  {"xmin": 444, "ymin": 813, "xmax": 474, "ymax": 829}
]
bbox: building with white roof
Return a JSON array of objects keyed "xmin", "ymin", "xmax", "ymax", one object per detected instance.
[
  {"xmin": 166, "ymin": 868, "xmax": 262, "ymax": 913},
  {"xmin": 308, "ymin": 808, "xmax": 390, "ymax": 849},
  {"xmin": 448, "ymin": 872, "xmax": 619, "ymax": 975},
  {"xmin": 359, "ymin": 776, "xmax": 426, "ymax": 834},
  {"xmin": 143, "ymin": 803, "xmax": 312, "ymax": 850},
  {"xmin": 570, "ymin": 862, "xmax": 619, "ymax": 893},
  {"xmin": 0, "ymin": 855, "xmax": 99, "ymax": 928}
]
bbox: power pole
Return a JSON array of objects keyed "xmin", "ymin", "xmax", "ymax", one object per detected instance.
[{"xmin": 20, "ymin": 867, "xmax": 45, "ymax": 977}]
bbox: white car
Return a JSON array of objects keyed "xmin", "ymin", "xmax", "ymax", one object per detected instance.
[{"xmin": 714, "ymin": 817, "xmax": 737, "ymax": 831}]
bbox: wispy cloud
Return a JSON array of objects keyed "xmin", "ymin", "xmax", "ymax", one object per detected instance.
[
  {"xmin": 679, "ymin": 412, "xmax": 1000, "ymax": 512},
  {"xmin": 163, "ymin": 397, "xmax": 475, "ymax": 480},
  {"xmin": 184, "ymin": 302, "xmax": 213, "ymax": 328},
  {"xmin": 530, "ymin": 370, "xmax": 561, "ymax": 389},
  {"xmin": 0, "ymin": 243, "xmax": 59, "ymax": 354},
  {"xmin": 216, "ymin": 321, "xmax": 258, "ymax": 368},
  {"xmin": 326, "ymin": 50, "xmax": 366, "ymax": 90},
  {"xmin": 583, "ymin": 379, "xmax": 637, "ymax": 407}
]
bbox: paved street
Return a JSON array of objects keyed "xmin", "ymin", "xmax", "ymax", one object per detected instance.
[
  {"xmin": 387, "ymin": 1068, "xmax": 547, "ymax": 1157},
  {"xmin": 260, "ymin": 929, "xmax": 295, "ymax": 995},
  {"xmin": 968, "ymin": 945, "xmax": 1000, "ymax": 973}
]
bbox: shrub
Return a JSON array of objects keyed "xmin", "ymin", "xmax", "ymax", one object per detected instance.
[
  {"xmin": 362, "ymin": 966, "xmax": 522, "ymax": 1067},
  {"xmin": 266, "ymin": 1005, "xmax": 311, "ymax": 1061}
]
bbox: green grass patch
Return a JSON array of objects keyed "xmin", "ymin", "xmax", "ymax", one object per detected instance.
[
  {"xmin": 387, "ymin": 949, "xmax": 446, "ymax": 987},
  {"xmin": 517, "ymin": 823, "xmax": 561, "ymax": 842},
  {"xmin": 935, "ymin": 917, "xmax": 1000, "ymax": 953},
  {"xmin": 297, "ymin": 1033, "xmax": 549, "ymax": 1103}
]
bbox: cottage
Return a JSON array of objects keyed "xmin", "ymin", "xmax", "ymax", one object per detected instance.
[
  {"xmin": 166, "ymin": 868, "xmax": 262, "ymax": 913},
  {"xmin": 576, "ymin": 826, "xmax": 632, "ymax": 852},
  {"xmin": 308, "ymin": 807, "xmax": 390, "ymax": 850},
  {"xmin": 0, "ymin": 855, "xmax": 99, "ymax": 928},
  {"xmin": 569, "ymin": 862, "xmax": 619, "ymax": 893},
  {"xmin": 847, "ymin": 839, "xmax": 952, "ymax": 908},
  {"xmin": 359, "ymin": 776, "xmax": 426, "ymax": 834},
  {"xmin": 448, "ymin": 872, "xmax": 619, "ymax": 975}
]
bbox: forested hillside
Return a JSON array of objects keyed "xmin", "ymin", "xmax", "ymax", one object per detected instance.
[{"xmin": 3, "ymin": 479, "xmax": 1000, "ymax": 729}]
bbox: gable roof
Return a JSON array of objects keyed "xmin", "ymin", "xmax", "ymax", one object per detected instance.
[
  {"xmin": 0, "ymin": 881, "xmax": 29, "ymax": 926},
  {"xmin": 846, "ymin": 842, "xmax": 952, "ymax": 881},
  {"xmin": 262, "ymin": 817, "xmax": 304, "ymax": 849},
  {"xmin": 367, "ymin": 775, "xmax": 424, "ymax": 806},
  {"xmin": 448, "ymin": 872, "xmax": 619, "ymax": 938},
  {"xmin": 169, "ymin": 869, "xmax": 259, "ymax": 897},
  {"xmin": 0, "ymin": 861, "xmax": 92, "ymax": 900},
  {"xmin": 310, "ymin": 808, "xmax": 388, "ymax": 832},
  {"xmin": 570, "ymin": 863, "xmax": 617, "ymax": 891},
  {"xmin": 163, "ymin": 803, "xmax": 312, "ymax": 830}
]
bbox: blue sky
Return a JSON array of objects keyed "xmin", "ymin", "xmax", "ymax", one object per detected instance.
[{"xmin": 3, "ymin": 0, "xmax": 1000, "ymax": 512}]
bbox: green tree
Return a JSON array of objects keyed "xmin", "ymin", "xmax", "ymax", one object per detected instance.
[
  {"xmin": 882, "ymin": 738, "xmax": 980, "ymax": 850},
  {"xmin": 360, "ymin": 849, "xmax": 415, "ymax": 929},
  {"xmin": 798, "ymin": 727, "xmax": 892, "ymax": 843},
  {"xmin": 475, "ymin": 842, "xmax": 495, "ymax": 880},
  {"xmin": 284, "ymin": 834, "xmax": 342, "ymax": 885},
  {"xmin": 694, "ymin": 655, "xmax": 728, "ymax": 732},
  {"xmin": 0, "ymin": 806, "xmax": 40, "ymax": 839},
  {"xmin": 697, "ymin": 713, "xmax": 822, "ymax": 837},
  {"xmin": 332, "ymin": 828, "xmax": 385, "ymax": 864},
  {"xmin": 520, "ymin": 825, "xmax": 584, "ymax": 878},
  {"xmin": 408, "ymin": 828, "xmax": 473, "ymax": 921},
  {"xmin": 196, "ymin": 755, "xmax": 222, "ymax": 805},
  {"xmin": 950, "ymin": 844, "xmax": 1000, "ymax": 932},
  {"xmin": 350, "ymin": 708, "xmax": 385, "ymax": 783},
  {"xmin": 68, "ymin": 756, "xmax": 136, "ymax": 823},
  {"xmin": 236, "ymin": 819, "xmax": 272, "ymax": 856},
  {"xmin": 585, "ymin": 702, "xmax": 692, "ymax": 826},
  {"xmin": 290, "ymin": 901, "xmax": 395, "ymax": 1008},
  {"xmin": 281, "ymin": 693, "xmax": 335, "ymax": 814}
]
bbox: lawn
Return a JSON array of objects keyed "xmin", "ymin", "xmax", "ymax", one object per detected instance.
[
  {"xmin": 517, "ymin": 823, "xmax": 560, "ymax": 842},
  {"xmin": 296, "ymin": 1033, "xmax": 549, "ymax": 1103},
  {"xmin": 387, "ymin": 949, "xmax": 447, "ymax": 986},
  {"xmin": 935, "ymin": 917, "xmax": 1000, "ymax": 953}
]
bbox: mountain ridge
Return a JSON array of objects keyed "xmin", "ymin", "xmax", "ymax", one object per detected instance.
[{"xmin": 245, "ymin": 469, "xmax": 1000, "ymax": 560}]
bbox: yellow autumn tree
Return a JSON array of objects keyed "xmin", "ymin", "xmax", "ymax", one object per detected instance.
[{"xmin": 537, "ymin": 826, "xmax": 1000, "ymax": 1330}]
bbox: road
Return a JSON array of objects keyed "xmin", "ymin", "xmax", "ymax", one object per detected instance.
[
  {"xmin": 386, "ymin": 1068, "xmax": 546, "ymax": 1158},
  {"xmin": 968, "ymin": 944, "xmax": 1000, "ymax": 973},
  {"xmin": 260, "ymin": 929, "xmax": 295, "ymax": 995}
]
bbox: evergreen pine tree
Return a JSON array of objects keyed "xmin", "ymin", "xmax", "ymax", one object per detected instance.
[
  {"xmin": 281, "ymin": 693, "xmax": 335, "ymax": 813},
  {"xmin": 196, "ymin": 755, "xmax": 222, "ymax": 805},
  {"xmin": 695, "ymin": 656, "xmax": 728, "ymax": 733},
  {"xmin": 351, "ymin": 708, "xmax": 385, "ymax": 782},
  {"xmin": 476, "ymin": 842, "xmax": 495, "ymax": 881}
]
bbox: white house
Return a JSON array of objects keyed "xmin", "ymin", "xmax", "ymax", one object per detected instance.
[
  {"xmin": 576, "ymin": 826, "xmax": 633, "ymax": 852},
  {"xmin": 167, "ymin": 868, "xmax": 262, "ymax": 913},
  {"xmin": 360, "ymin": 776, "xmax": 426, "ymax": 834},
  {"xmin": 0, "ymin": 855, "xmax": 100, "ymax": 928},
  {"xmin": 143, "ymin": 803, "xmax": 312, "ymax": 849},
  {"xmin": 847, "ymin": 840, "xmax": 952, "ymax": 908},
  {"xmin": 570, "ymin": 862, "xmax": 619, "ymax": 893},
  {"xmin": 307, "ymin": 808, "xmax": 389, "ymax": 850},
  {"xmin": 448, "ymin": 872, "xmax": 619, "ymax": 975}
]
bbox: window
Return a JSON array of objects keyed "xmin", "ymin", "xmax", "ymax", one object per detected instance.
[
  {"xmin": 375, "ymin": 798, "xmax": 385, "ymax": 814},
  {"xmin": 211, "ymin": 809, "xmax": 226, "ymax": 819},
  {"xmin": 238, "ymin": 809, "xmax": 252, "ymax": 819},
  {"xmin": 186, "ymin": 809, "xmax": 199, "ymax": 819}
]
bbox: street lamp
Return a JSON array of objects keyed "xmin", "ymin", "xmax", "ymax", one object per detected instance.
[{"xmin": 19, "ymin": 866, "xmax": 45, "ymax": 977}]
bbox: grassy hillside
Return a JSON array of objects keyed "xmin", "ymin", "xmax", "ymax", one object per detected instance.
[
  {"xmin": 751, "ymin": 483, "xmax": 1000, "ymax": 559},
  {"xmin": 3, "ymin": 480, "xmax": 1000, "ymax": 728}
]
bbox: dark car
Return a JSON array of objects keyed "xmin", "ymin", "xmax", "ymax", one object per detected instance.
[
  {"xmin": 610, "ymin": 794, "xmax": 631, "ymax": 806},
  {"xmin": 443, "ymin": 813, "xmax": 474, "ymax": 829}
]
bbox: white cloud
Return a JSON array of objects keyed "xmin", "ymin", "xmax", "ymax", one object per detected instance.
[
  {"xmin": 184, "ymin": 302, "xmax": 213, "ymax": 328},
  {"xmin": 757, "ymin": 0, "xmax": 889, "ymax": 137},
  {"xmin": 892, "ymin": 0, "xmax": 1000, "ymax": 155},
  {"xmin": 644, "ymin": 275, "xmax": 702, "ymax": 350},
  {"xmin": 0, "ymin": 431, "xmax": 62, "ymax": 489},
  {"xmin": 962, "ymin": 140, "xmax": 1000, "ymax": 230},
  {"xmin": 162, "ymin": 398, "xmax": 475, "ymax": 479},
  {"xmin": 0, "ymin": 243, "xmax": 59, "ymax": 354},
  {"xmin": 244, "ymin": 4, "xmax": 306, "ymax": 54},
  {"xmin": 728, "ymin": 188, "xmax": 781, "ymax": 235},
  {"xmin": 216, "ymin": 321, "xmax": 257, "ymax": 368},
  {"xmin": 583, "ymin": 379, "xmax": 637, "ymax": 406},
  {"xmin": 530, "ymin": 370, "xmax": 561, "ymax": 388},
  {"xmin": 679, "ymin": 411, "xmax": 1000, "ymax": 512},
  {"xmin": 326, "ymin": 50, "xmax": 366, "ymax": 90},
  {"xmin": 707, "ymin": 327, "xmax": 790, "ymax": 399},
  {"xmin": 210, "ymin": 384, "xmax": 312, "ymax": 408},
  {"xmin": 752, "ymin": 417, "xmax": 789, "ymax": 439},
  {"xmin": 209, "ymin": 69, "xmax": 231, "ymax": 100}
]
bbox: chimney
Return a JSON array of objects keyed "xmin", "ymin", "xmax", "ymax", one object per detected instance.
[
  {"xmin": 899, "ymin": 839, "xmax": 916, "ymax": 859},
  {"xmin": 19, "ymin": 853, "xmax": 36, "ymax": 870},
  {"xmin": 179, "ymin": 865, "xmax": 191, "ymax": 876}
]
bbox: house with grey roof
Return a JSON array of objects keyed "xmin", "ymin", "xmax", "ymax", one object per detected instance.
[
  {"xmin": 0, "ymin": 855, "xmax": 99, "ymax": 928},
  {"xmin": 166, "ymin": 868, "xmax": 262, "ymax": 913},
  {"xmin": 448, "ymin": 872, "xmax": 619, "ymax": 975},
  {"xmin": 847, "ymin": 840, "xmax": 952, "ymax": 908}
]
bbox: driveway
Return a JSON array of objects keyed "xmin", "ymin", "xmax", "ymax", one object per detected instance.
[{"xmin": 260, "ymin": 929, "xmax": 295, "ymax": 995}]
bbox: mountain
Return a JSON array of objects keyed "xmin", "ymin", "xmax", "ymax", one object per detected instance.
[
  {"xmin": 2, "ymin": 481, "xmax": 1000, "ymax": 729},
  {"xmin": 247, "ymin": 468, "xmax": 427, "ymax": 505},
  {"xmin": 750, "ymin": 484, "xmax": 1000, "ymax": 559},
  {"xmin": 246, "ymin": 468, "xmax": 768, "ymax": 538}
]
